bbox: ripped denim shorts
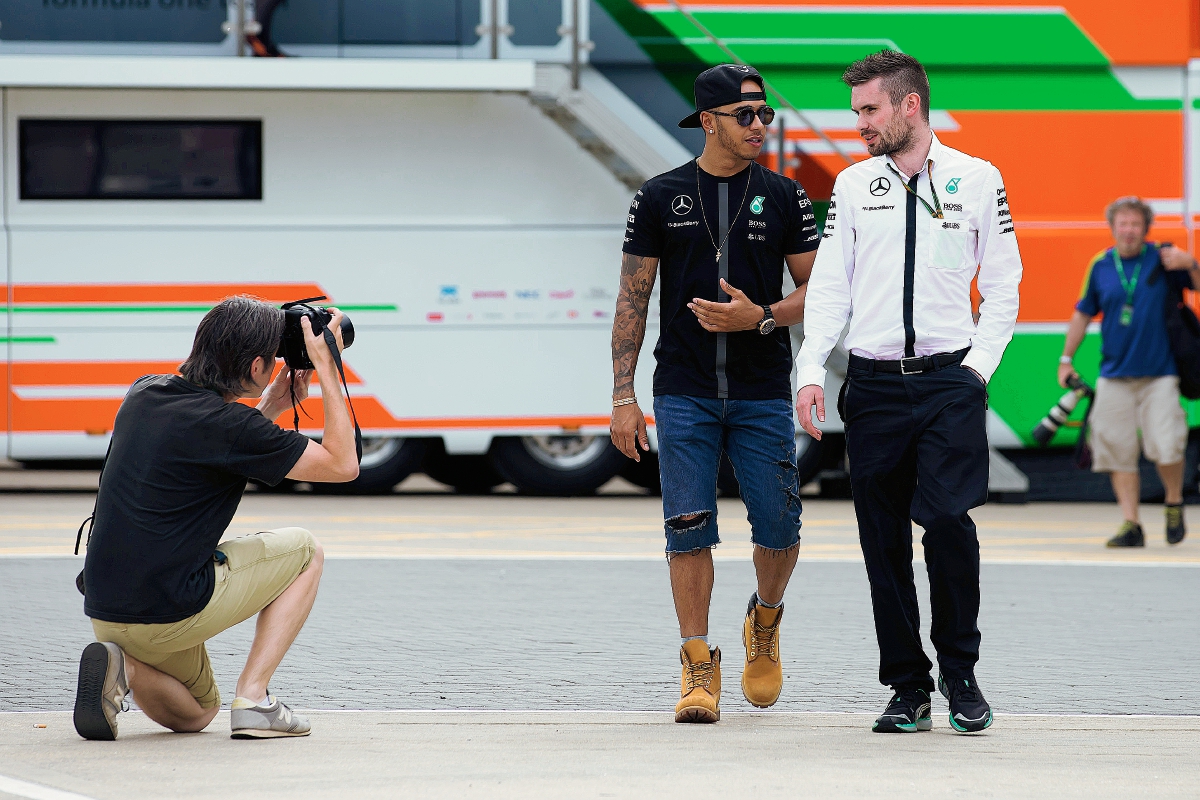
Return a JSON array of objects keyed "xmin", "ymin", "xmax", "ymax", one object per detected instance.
[{"xmin": 653, "ymin": 394, "xmax": 802, "ymax": 555}]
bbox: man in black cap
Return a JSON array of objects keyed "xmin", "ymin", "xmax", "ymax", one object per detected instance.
[{"xmin": 609, "ymin": 64, "xmax": 820, "ymax": 723}]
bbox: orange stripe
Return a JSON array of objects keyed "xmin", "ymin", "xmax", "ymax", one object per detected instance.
[
  {"xmin": 12, "ymin": 361, "xmax": 363, "ymax": 385},
  {"xmin": 12, "ymin": 283, "xmax": 328, "ymax": 305},
  {"xmin": 10, "ymin": 394, "xmax": 626, "ymax": 434},
  {"xmin": 1014, "ymin": 225, "xmax": 1191, "ymax": 322},
  {"xmin": 11, "ymin": 398, "xmax": 124, "ymax": 434},
  {"xmin": 13, "ymin": 362, "xmax": 181, "ymax": 385},
  {"xmin": 265, "ymin": 397, "xmax": 620, "ymax": 430}
]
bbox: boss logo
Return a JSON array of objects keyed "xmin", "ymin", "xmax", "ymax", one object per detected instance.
[
  {"xmin": 944, "ymin": 203, "xmax": 962, "ymax": 212},
  {"xmin": 748, "ymin": 219, "xmax": 767, "ymax": 228}
]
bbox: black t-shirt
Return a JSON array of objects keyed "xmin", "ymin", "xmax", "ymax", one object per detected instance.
[
  {"xmin": 623, "ymin": 160, "xmax": 820, "ymax": 400},
  {"xmin": 84, "ymin": 375, "xmax": 310, "ymax": 624}
]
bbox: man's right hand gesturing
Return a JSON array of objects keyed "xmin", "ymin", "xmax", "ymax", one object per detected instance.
[
  {"xmin": 611, "ymin": 402, "xmax": 649, "ymax": 462},
  {"xmin": 796, "ymin": 384, "xmax": 825, "ymax": 441}
]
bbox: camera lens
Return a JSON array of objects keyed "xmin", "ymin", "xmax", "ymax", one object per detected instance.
[{"xmin": 340, "ymin": 315, "xmax": 355, "ymax": 349}]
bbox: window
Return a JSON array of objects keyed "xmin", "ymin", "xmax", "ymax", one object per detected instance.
[{"xmin": 19, "ymin": 120, "xmax": 262, "ymax": 200}]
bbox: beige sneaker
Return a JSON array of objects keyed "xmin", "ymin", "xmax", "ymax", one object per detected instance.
[
  {"xmin": 675, "ymin": 640, "xmax": 721, "ymax": 723},
  {"xmin": 741, "ymin": 593, "xmax": 783, "ymax": 708},
  {"xmin": 231, "ymin": 695, "xmax": 311, "ymax": 739},
  {"xmin": 73, "ymin": 642, "xmax": 129, "ymax": 741}
]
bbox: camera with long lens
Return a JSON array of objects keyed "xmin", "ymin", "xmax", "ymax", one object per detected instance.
[
  {"xmin": 1031, "ymin": 373, "xmax": 1094, "ymax": 446},
  {"xmin": 278, "ymin": 296, "xmax": 355, "ymax": 370}
]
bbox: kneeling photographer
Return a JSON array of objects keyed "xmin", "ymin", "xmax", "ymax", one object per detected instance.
[{"xmin": 73, "ymin": 296, "xmax": 358, "ymax": 741}]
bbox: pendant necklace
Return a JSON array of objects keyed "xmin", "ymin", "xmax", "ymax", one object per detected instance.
[{"xmin": 696, "ymin": 160, "xmax": 754, "ymax": 264}]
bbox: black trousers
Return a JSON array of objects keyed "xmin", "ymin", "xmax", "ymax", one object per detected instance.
[{"xmin": 840, "ymin": 360, "xmax": 990, "ymax": 692}]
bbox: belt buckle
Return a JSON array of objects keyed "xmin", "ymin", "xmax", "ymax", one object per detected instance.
[{"xmin": 900, "ymin": 356, "xmax": 924, "ymax": 375}]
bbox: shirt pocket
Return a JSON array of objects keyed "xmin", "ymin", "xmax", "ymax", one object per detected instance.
[{"xmin": 927, "ymin": 217, "xmax": 971, "ymax": 270}]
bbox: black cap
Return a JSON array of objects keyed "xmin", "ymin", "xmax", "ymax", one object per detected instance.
[{"xmin": 678, "ymin": 64, "xmax": 766, "ymax": 129}]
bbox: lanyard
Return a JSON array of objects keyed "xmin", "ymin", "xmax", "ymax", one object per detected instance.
[
  {"xmin": 1112, "ymin": 245, "xmax": 1144, "ymax": 306},
  {"xmin": 886, "ymin": 160, "xmax": 943, "ymax": 219}
]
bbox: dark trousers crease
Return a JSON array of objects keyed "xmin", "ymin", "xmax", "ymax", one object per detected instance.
[{"xmin": 842, "ymin": 365, "xmax": 990, "ymax": 691}]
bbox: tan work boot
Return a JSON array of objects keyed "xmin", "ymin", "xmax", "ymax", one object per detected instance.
[
  {"xmin": 675, "ymin": 639, "xmax": 721, "ymax": 723},
  {"xmin": 741, "ymin": 593, "xmax": 783, "ymax": 708}
]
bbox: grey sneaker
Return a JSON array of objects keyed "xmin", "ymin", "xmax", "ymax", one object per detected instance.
[
  {"xmin": 73, "ymin": 642, "xmax": 129, "ymax": 741},
  {"xmin": 230, "ymin": 696, "xmax": 311, "ymax": 739}
]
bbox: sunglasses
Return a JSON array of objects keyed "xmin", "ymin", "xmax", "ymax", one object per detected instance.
[{"xmin": 710, "ymin": 105, "xmax": 776, "ymax": 127}]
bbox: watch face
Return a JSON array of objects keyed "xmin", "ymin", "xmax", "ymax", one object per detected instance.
[{"xmin": 759, "ymin": 318, "xmax": 777, "ymax": 334}]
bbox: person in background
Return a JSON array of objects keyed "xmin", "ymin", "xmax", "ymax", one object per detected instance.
[{"xmin": 1060, "ymin": 196, "xmax": 1198, "ymax": 547}]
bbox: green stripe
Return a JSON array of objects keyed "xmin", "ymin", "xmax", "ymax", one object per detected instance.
[
  {"xmin": 648, "ymin": 10, "xmax": 1110, "ymax": 68},
  {"xmin": 14, "ymin": 305, "xmax": 214, "ymax": 313},
  {"xmin": 991, "ymin": 332, "xmax": 1200, "ymax": 445},
  {"xmin": 607, "ymin": 4, "xmax": 1179, "ymax": 112},
  {"xmin": 13, "ymin": 303, "xmax": 399, "ymax": 314},
  {"xmin": 0, "ymin": 336, "xmax": 55, "ymax": 343}
]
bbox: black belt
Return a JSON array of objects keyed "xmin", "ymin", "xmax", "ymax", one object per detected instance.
[{"xmin": 848, "ymin": 348, "xmax": 970, "ymax": 375}]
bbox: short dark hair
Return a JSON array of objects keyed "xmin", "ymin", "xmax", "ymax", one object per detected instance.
[
  {"xmin": 179, "ymin": 296, "xmax": 284, "ymax": 397},
  {"xmin": 842, "ymin": 50, "xmax": 930, "ymax": 122}
]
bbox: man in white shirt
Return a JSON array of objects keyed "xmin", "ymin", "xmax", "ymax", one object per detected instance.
[{"xmin": 795, "ymin": 50, "xmax": 1022, "ymax": 734}]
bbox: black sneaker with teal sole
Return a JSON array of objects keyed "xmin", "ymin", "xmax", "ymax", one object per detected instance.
[
  {"xmin": 872, "ymin": 689, "xmax": 932, "ymax": 733},
  {"xmin": 939, "ymin": 674, "xmax": 992, "ymax": 733}
]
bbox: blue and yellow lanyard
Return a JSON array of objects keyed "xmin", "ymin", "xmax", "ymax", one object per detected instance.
[
  {"xmin": 1111, "ymin": 245, "xmax": 1145, "ymax": 326},
  {"xmin": 886, "ymin": 160, "xmax": 944, "ymax": 219}
]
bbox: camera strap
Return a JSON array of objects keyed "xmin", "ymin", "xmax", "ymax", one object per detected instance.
[
  {"xmin": 74, "ymin": 438, "xmax": 112, "ymax": 557},
  {"xmin": 322, "ymin": 326, "xmax": 363, "ymax": 463}
]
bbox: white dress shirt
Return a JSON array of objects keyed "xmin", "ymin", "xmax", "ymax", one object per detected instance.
[{"xmin": 796, "ymin": 132, "xmax": 1022, "ymax": 389}]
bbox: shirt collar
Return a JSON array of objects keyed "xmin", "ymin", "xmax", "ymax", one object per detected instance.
[{"xmin": 884, "ymin": 130, "xmax": 942, "ymax": 179}]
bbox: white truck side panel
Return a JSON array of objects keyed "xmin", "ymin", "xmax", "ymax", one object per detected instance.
[{"xmin": 5, "ymin": 87, "xmax": 661, "ymax": 459}]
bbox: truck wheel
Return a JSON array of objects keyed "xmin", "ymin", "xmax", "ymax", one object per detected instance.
[
  {"xmin": 312, "ymin": 437, "xmax": 427, "ymax": 495},
  {"xmin": 422, "ymin": 440, "xmax": 505, "ymax": 494},
  {"xmin": 489, "ymin": 435, "xmax": 625, "ymax": 496},
  {"xmin": 619, "ymin": 451, "xmax": 661, "ymax": 494}
]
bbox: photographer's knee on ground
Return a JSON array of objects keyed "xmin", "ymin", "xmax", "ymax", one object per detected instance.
[{"xmin": 73, "ymin": 297, "xmax": 353, "ymax": 741}]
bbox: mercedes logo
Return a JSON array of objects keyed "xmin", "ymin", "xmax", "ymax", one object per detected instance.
[
  {"xmin": 671, "ymin": 195, "xmax": 693, "ymax": 215},
  {"xmin": 870, "ymin": 177, "xmax": 891, "ymax": 197}
]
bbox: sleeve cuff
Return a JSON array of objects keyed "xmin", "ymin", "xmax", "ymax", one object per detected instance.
[
  {"xmin": 796, "ymin": 364, "xmax": 828, "ymax": 391},
  {"xmin": 961, "ymin": 349, "xmax": 999, "ymax": 384}
]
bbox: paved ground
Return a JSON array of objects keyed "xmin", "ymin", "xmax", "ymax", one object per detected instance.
[
  {"xmin": 1, "ymin": 481, "xmax": 1198, "ymax": 798},
  {"xmin": 3, "ymin": 484, "xmax": 1198, "ymax": 563},
  {"xmin": 2, "ymin": 711, "xmax": 1197, "ymax": 800}
]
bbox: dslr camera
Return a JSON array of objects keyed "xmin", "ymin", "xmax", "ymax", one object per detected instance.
[
  {"xmin": 278, "ymin": 296, "xmax": 355, "ymax": 370},
  {"xmin": 1031, "ymin": 373, "xmax": 1094, "ymax": 446}
]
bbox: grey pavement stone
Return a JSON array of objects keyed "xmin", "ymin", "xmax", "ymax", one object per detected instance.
[
  {"xmin": 1, "ymin": 558, "xmax": 1197, "ymax": 715},
  {"xmin": 2, "ymin": 711, "xmax": 1199, "ymax": 800}
]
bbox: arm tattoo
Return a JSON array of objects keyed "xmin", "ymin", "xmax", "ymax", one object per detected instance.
[{"xmin": 611, "ymin": 253, "xmax": 659, "ymax": 398}]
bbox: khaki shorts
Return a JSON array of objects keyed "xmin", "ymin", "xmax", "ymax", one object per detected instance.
[
  {"xmin": 1089, "ymin": 375, "xmax": 1188, "ymax": 472},
  {"xmin": 91, "ymin": 527, "xmax": 316, "ymax": 709}
]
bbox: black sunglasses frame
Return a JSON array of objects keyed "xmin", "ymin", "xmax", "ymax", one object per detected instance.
[{"xmin": 709, "ymin": 106, "xmax": 776, "ymax": 127}]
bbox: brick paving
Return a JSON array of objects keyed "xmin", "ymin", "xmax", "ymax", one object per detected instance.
[{"xmin": 3, "ymin": 557, "xmax": 1197, "ymax": 715}]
